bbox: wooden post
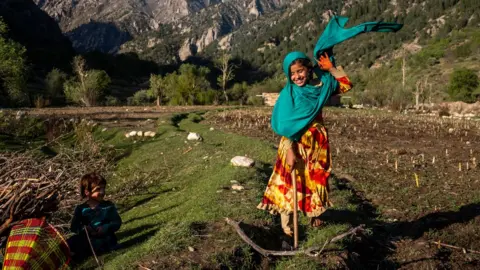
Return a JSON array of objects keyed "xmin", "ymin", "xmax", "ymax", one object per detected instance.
[{"xmin": 291, "ymin": 170, "xmax": 298, "ymax": 249}]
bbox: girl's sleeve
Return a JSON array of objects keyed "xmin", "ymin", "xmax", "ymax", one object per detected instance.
[
  {"xmin": 70, "ymin": 206, "xmax": 83, "ymax": 234},
  {"xmin": 103, "ymin": 204, "xmax": 122, "ymax": 234},
  {"xmin": 330, "ymin": 66, "xmax": 353, "ymax": 94}
]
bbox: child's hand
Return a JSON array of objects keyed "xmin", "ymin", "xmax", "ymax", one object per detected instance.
[
  {"xmin": 85, "ymin": 225, "xmax": 96, "ymax": 235},
  {"xmin": 286, "ymin": 148, "xmax": 296, "ymax": 171},
  {"xmin": 317, "ymin": 52, "xmax": 333, "ymax": 71},
  {"xmin": 96, "ymin": 226, "xmax": 104, "ymax": 236}
]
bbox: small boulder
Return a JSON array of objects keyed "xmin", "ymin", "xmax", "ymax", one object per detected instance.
[
  {"xmin": 137, "ymin": 131, "xmax": 143, "ymax": 137},
  {"xmin": 144, "ymin": 131, "xmax": 151, "ymax": 137},
  {"xmin": 232, "ymin": 184, "xmax": 245, "ymax": 191},
  {"xmin": 448, "ymin": 128, "xmax": 454, "ymax": 134},
  {"xmin": 187, "ymin": 132, "xmax": 202, "ymax": 141},
  {"xmin": 129, "ymin": 131, "xmax": 137, "ymax": 137},
  {"xmin": 15, "ymin": 110, "xmax": 26, "ymax": 120},
  {"xmin": 209, "ymin": 127, "xmax": 215, "ymax": 131},
  {"xmin": 231, "ymin": 156, "xmax": 255, "ymax": 167}
]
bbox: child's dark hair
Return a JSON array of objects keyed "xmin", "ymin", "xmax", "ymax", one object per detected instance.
[
  {"xmin": 290, "ymin": 58, "xmax": 314, "ymax": 79},
  {"xmin": 80, "ymin": 172, "xmax": 106, "ymax": 198}
]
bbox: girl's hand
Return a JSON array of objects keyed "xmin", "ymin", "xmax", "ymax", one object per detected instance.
[
  {"xmin": 317, "ymin": 52, "xmax": 333, "ymax": 71},
  {"xmin": 96, "ymin": 226, "xmax": 104, "ymax": 236},
  {"xmin": 86, "ymin": 225, "xmax": 96, "ymax": 235},
  {"xmin": 286, "ymin": 147, "xmax": 296, "ymax": 171}
]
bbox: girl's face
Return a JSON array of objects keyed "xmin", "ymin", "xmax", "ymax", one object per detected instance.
[
  {"xmin": 290, "ymin": 62, "xmax": 309, "ymax": 87},
  {"xmin": 85, "ymin": 184, "xmax": 106, "ymax": 201}
]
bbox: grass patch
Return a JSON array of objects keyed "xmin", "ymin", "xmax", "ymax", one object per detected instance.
[{"xmin": 74, "ymin": 112, "xmax": 361, "ymax": 269}]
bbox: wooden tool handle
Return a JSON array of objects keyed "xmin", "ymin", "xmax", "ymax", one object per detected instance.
[{"xmin": 291, "ymin": 169, "xmax": 298, "ymax": 249}]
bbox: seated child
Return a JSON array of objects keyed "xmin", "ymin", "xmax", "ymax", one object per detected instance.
[{"xmin": 67, "ymin": 172, "xmax": 122, "ymax": 260}]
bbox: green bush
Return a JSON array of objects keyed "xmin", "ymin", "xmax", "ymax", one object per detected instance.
[
  {"xmin": 131, "ymin": 90, "xmax": 153, "ymax": 105},
  {"xmin": 105, "ymin": 95, "xmax": 120, "ymax": 106},
  {"xmin": 247, "ymin": 96, "xmax": 264, "ymax": 106},
  {"xmin": 447, "ymin": 68, "xmax": 479, "ymax": 103},
  {"xmin": 227, "ymin": 82, "xmax": 249, "ymax": 105}
]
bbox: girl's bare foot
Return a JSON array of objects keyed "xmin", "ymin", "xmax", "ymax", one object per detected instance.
[{"xmin": 310, "ymin": 217, "xmax": 323, "ymax": 227}]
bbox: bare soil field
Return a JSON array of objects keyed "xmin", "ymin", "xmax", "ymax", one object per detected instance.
[{"xmin": 205, "ymin": 107, "xmax": 480, "ymax": 269}]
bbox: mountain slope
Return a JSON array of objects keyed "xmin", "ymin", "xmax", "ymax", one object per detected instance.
[
  {"xmin": 34, "ymin": 0, "xmax": 287, "ymax": 53},
  {"xmin": 0, "ymin": 0, "xmax": 74, "ymax": 73}
]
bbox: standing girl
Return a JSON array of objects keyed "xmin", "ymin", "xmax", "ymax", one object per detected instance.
[
  {"xmin": 257, "ymin": 16, "xmax": 402, "ymax": 236},
  {"xmin": 257, "ymin": 51, "xmax": 352, "ymax": 235}
]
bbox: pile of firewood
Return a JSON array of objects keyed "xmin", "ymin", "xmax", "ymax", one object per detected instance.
[{"xmin": 0, "ymin": 148, "xmax": 111, "ymax": 236}]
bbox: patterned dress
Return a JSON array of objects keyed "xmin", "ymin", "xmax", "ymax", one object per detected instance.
[{"xmin": 258, "ymin": 69, "xmax": 352, "ymax": 218}]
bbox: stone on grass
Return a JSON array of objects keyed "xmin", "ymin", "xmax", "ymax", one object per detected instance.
[
  {"xmin": 187, "ymin": 132, "xmax": 202, "ymax": 141},
  {"xmin": 188, "ymin": 246, "xmax": 195, "ymax": 252},
  {"xmin": 231, "ymin": 156, "xmax": 255, "ymax": 167},
  {"xmin": 129, "ymin": 131, "xmax": 137, "ymax": 137},
  {"xmin": 137, "ymin": 131, "xmax": 143, "ymax": 137},
  {"xmin": 231, "ymin": 184, "xmax": 245, "ymax": 191},
  {"xmin": 209, "ymin": 127, "xmax": 215, "ymax": 131},
  {"xmin": 16, "ymin": 111, "xmax": 26, "ymax": 120}
]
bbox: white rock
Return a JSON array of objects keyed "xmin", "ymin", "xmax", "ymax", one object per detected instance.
[
  {"xmin": 231, "ymin": 156, "xmax": 255, "ymax": 167},
  {"xmin": 15, "ymin": 110, "xmax": 26, "ymax": 119},
  {"xmin": 448, "ymin": 128, "xmax": 454, "ymax": 134},
  {"xmin": 188, "ymin": 246, "xmax": 195, "ymax": 252},
  {"xmin": 129, "ymin": 131, "xmax": 137, "ymax": 137},
  {"xmin": 149, "ymin": 132, "xmax": 156, "ymax": 137},
  {"xmin": 102, "ymin": 128, "xmax": 107, "ymax": 132},
  {"xmin": 125, "ymin": 133, "xmax": 130, "ymax": 138},
  {"xmin": 144, "ymin": 131, "xmax": 151, "ymax": 137},
  {"xmin": 209, "ymin": 127, "xmax": 215, "ymax": 131},
  {"xmin": 232, "ymin": 184, "xmax": 245, "ymax": 191},
  {"xmin": 187, "ymin": 132, "xmax": 202, "ymax": 141},
  {"xmin": 137, "ymin": 131, "xmax": 143, "ymax": 137}
]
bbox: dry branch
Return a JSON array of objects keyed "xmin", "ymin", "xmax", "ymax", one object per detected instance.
[
  {"xmin": 0, "ymin": 140, "xmax": 112, "ymax": 236},
  {"xmin": 423, "ymin": 240, "xmax": 480, "ymax": 255},
  {"xmin": 225, "ymin": 218, "xmax": 365, "ymax": 257}
]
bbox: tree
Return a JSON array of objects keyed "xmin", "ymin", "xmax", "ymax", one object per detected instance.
[
  {"xmin": 164, "ymin": 64, "xmax": 211, "ymax": 105},
  {"xmin": 447, "ymin": 68, "xmax": 479, "ymax": 103},
  {"xmin": 215, "ymin": 53, "xmax": 236, "ymax": 103},
  {"xmin": 45, "ymin": 68, "xmax": 67, "ymax": 105},
  {"xmin": 0, "ymin": 17, "xmax": 27, "ymax": 106},
  {"xmin": 228, "ymin": 82, "xmax": 249, "ymax": 105},
  {"xmin": 149, "ymin": 74, "xmax": 166, "ymax": 107},
  {"xmin": 64, "ymin": 56, "xmax": 111, "ymax": 106}
]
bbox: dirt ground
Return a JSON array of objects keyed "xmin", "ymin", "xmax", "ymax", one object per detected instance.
[{"xmin": 205, "ymin": 107, "xmax": 480, "ymax": 269}]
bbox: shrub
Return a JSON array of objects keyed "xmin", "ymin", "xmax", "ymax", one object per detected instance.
[
  {"xmin": 446, "ymin": 68, "xmax": 479, "ymax": 103},
  {"xmin": 105, "ymin": 96, "xmax": 120, "ymax": 106},
  {"xmin": 131, "ymin": 90, "xmax": 153, "ymax": 105}
]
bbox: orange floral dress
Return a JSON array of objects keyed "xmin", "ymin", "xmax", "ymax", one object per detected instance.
[{"xmin": 258, "ymin": 71, "xmax": 352, "ymax": 217}]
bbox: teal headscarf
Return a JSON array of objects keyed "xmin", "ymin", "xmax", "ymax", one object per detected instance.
[{"xmin": 271, "ymin": 16, "xmax": 403, "ymax": 141}]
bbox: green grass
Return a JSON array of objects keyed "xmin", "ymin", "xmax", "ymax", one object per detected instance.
[{"xmin": 76, "ymin": 113, "xmax": 360, "ymax": 269}]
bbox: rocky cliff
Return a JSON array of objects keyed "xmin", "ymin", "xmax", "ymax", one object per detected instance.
[
  {"xmin": 34, "ymin": 0, "xmax": 226, "ymax": 53},
  {"xmin": 34, "ymin": 0, "xmax": 290, "ymax": 55}
]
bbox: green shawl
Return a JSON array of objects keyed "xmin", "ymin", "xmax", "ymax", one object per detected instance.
[{"xmin": 271, "ymin": 16, "xmax": 403, "ymax": 141}]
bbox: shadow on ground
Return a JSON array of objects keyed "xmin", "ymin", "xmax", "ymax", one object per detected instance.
[{"xmin": 322, "ymin": 174, "xmax": 480, "ymax": 269}]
